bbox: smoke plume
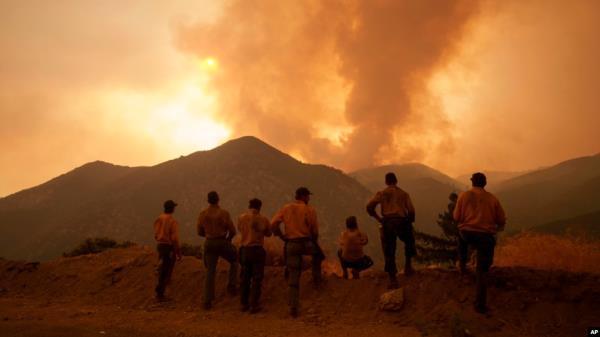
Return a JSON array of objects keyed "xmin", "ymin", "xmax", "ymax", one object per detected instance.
[{"xmin": 176, "ymin": 0, "xmax": 481, "ymax": 170}]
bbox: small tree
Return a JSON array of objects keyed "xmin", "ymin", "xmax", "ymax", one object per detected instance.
[
  {"xmin": 437, "ymin": 192, "xmax": 459, "ymax": 240},
  {"xmin": 415, "ymin": 193, "xmax": 460, "ymax": 264}
]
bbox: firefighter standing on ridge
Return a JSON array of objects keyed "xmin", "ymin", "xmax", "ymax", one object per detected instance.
[
  {"xmin": 453, "ymin": 172, "xmax": 506, "ymax": 314},
  {"xmin": 153, "ymin": 199, "xmax": 182, "ymax": 301},
  {"xmin": 237, "ymin": 198, "xmax": 272, "ymax": 313},
  {"xmin": 366, "ymin": 172, "xmax": 416, "ymax": 289},
  {"xmin": 197, "ymin": 191, "xmax": 238, "ymax": 310},
  {"xmin": 271, "ymin": 187, "xmax": 323, "ymax": 318}
]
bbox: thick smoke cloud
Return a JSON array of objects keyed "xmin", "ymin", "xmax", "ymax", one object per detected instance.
[{"xmin": 176, "ymin": 0, "xmax": 481, "ymax": 170}]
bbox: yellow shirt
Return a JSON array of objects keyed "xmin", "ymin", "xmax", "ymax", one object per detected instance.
[
  {"xmin": 366, "ymin": 185, "xmax": 416, "ymax": 220},
  {"xmin": 238, "ymin": 209, "xmax": 272, "ymax": 247},
  {"xmin": 339, "ymin": 229, "xmax": 368, "ymax": 261},
  {"xmin": 153, "ymin": 213, "xmax": 179, "ymax": 246},
  {"xmin": 271, "ymin": 200, "xmax": 319, "ymax": 239},
  {"xmin": 197, "ymin": 205, "xmax": 236, "ymax": 239},
  {"xmin": 453, "ymin": 187, "xmax": 506, "ymax": 234}
]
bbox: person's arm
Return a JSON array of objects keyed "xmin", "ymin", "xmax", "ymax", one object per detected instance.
[
  {"xmin": 366, "ymin": 192, "xmax": 383, "ymax": 223},
  {"xmin": 406, "ymin": 194, "xmax": 416, "ymax": 223},
  {"xmin": 224, "ymin": 211, "xmax": 236, "ymax": 241},
  {"xmin": 271, "ymin": 208, "xmax": 285, "ymax": 240},
  {"xmin": 262, "ymin": 217, "xmax": 273, "ymax": 237},
  {"xmin": 197, "ymin": 213, "xmax": 206, "ymax": 237},
  {"xmin": 361, "ymin": 232, "xmax": 369, "ymax": 246}
]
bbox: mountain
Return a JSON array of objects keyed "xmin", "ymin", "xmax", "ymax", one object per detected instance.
[
  {"xmin": 531, "ymin": 210, "xmax": 600, "ymax": 239},
  {"xmin": 350, "ymin": 164, "xmax": 467, "ymax": 234},
  {"xmin": 456, "ymin": 170, "xmax": 530, "ymax": 191},
  {"xmin": 0, "ymin": 136, "xmax": 377, "ymax": 261},
  {"xmin": 495, "ymin": 153, "xmax": 600, "ymax": 230}
]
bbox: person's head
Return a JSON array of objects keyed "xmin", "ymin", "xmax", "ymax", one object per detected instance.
[
  {"xmin": 345, "ymin": 216, "xmax": 358, "ymax": 230},
  {"xmin": 207, "ymin": 191, "xmax": 219, "ymax": 205},
  {"xmin": 385, "ymin": 172, "xmax": 398, "ymax": 186},
  {"xmin": 163, "ymin": 200, "xmax": 178, "ymax": 214},
  {"xmin": 295, "ymin": 187, "xmax": 312, "ymax": 203},
  {"xmin": 248, "ymin": 198, "xmax": 262, "ymax": 211},
  {"xmin": 470, "ymin": 172, "xmax": 487, "ymax": 188}
]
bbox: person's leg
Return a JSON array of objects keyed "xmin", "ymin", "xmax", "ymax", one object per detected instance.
[
  {"xmin": 250, "ymin": 247, "xmax": 266, "ymax": 312},
  {"xmin": 474, "ymin": 233, "xmax": 496, "ymax": 313},
  {"xmin": 310, "ymin": 242, "xmax": 323, "ymax": 287},
  {"xmin": 337, "ymin": 249, "xmax": 349, "ymax": 279},
  {"xmin": 458, "ymin": 231, "xmax": 469, "ymax": 273},
  {"xmin": 155, "ymin": 244, "xmax": 172, "ymax": 299},
  {"xmin": 286, "ymin": 242, "xmax": 303, "ymax": 317},
  {"xmin": 203, "ymin": 240, "xmax": 219, "ymax": 309},
  {"xmin": 220, "ymin": 240, "xmax": 239, "ymax": 295},
  {"xmin": 382, "ymin": 220, "xmax": 398, "ymax": 287},
  {"xmin": 398, "ymin": 220, "xmax": 416, "ymax": 276},
  {"xmin": 239, "ymin": 247, "xmax": 251, "ymax": 310}
]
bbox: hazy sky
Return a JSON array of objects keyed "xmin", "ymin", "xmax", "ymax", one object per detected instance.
[{"xmin": 1, "ymin": 0, "xmax": 599, "ymax": 197}]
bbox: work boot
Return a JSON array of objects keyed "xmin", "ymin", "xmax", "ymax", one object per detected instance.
[
  {"xmin": 388, "ymin": 274, "xmax": 399, "ymax": 289},
  {"xmin": 474, "ymin": 303, "xmax": 488, "ymax": 314},
  {"xmin": 203, "ymin": 302, "xmax": 212, "ymax": 311},
  {"xmin": 249, "ymin": 306, "xmax": 262, "ymax": 314},
  {"xmin": 351, "ymin": 269, "xmax": 360, "ymax": 280}
]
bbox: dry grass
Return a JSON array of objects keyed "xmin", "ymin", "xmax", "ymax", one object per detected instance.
[{"xmin": 495, "ymin": 232, "xmax": 600, "ymax": 274}]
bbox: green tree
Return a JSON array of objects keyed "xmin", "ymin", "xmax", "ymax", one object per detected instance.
[{"xmin": 414, "ymin": 193, "xmax": 460, "ymax": 264}]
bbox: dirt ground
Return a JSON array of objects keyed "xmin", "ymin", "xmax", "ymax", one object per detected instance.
[{"xmin": 0, "ymin": 246, "xmax": 597, "ymax": 337}]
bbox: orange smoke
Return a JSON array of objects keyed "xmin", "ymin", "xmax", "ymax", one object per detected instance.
[{"xmin": 175, "ymin": 0, "xmax": 482, "ymax": 171}]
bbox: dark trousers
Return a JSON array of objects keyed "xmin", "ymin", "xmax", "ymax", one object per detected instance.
[
  {"xmin": 458, "ymin": 230, "xmax": 496, "ymax": 308},
  {"xmin": 337, "ymin": 249, "xmax": 374, "ymax": 271},
  {"xmin": 239, "ymin": 246, "xmax": 266, "ymax": 308},
  {"xmin": 156, "ymin": 243, "xmax": 175, "ymax": 297},
  {"xmin": 382, "ymin": 217, "xmax": 416, "ymax": 275},
  {"xmin": 286, "ymin": 239, "xmax": 323, "ymax": 310},
  {"xmin": 203, "ymin": 238, "xmax": 238, "ymax": 305}
]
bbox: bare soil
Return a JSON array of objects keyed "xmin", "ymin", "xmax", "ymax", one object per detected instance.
[{"xmin": 0, "ymin": 246, "xmax": 597, "ymax": 337}]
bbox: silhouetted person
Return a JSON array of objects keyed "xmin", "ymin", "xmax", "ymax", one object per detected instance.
[
  {"xmin": 153, "ymin": 199, "xmax": 181, "ymax": 301},
  {"xmin": 197, "ymin": 191, "xmax": 237, "ymax": 310},
  {"xmin": 238, "ymin": 198, "xmax": 272, "ymax": 313},
  {"xmin": 366, "ymin": 172, "xmax": 416, "ymax": 289},
  {"xmin": 453, "ymin": 172, "xmax": 506, "ymax": 314},
  {"xmin": 338, "ymin": 216, "xmax": 373, "ymax": 279},
  {"xmin": 271, "ymin": 187, "xmax": 323, "ymax": 318}
]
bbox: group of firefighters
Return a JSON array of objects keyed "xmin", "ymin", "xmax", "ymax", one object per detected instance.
[{"xmin": 153, "ymin": 171, "xmax": 506, "ymax": 317}]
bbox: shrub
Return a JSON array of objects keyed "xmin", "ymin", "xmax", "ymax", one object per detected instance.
[
  {"xmin": 63, "ymin": 238, "xmax": 135, "ymax": 257},
  {"xmin": 179, "ymin": 243, "xmax": 203, "ymax": 259},
  {"xmin": 495, "ymin": 232, "xmax": 600, "ymax": 274}
]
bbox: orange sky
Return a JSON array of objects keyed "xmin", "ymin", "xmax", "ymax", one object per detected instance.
[{"xmin": 1, "ymin": 0, "xmax": 599, "ymax": 197}]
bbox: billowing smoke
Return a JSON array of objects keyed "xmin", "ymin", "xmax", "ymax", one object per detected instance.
[{"xmin": 176, "ymin": 0, "xmax": 481, "ymax": 170}]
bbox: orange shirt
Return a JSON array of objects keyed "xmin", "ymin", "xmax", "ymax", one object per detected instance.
[
  {"xmin": 367, "ymin": 185, "xmax": 415, "ymax": 219},
  {"xmin": 197, "ymin": 205, "xmax": 236, "ymax": 239},
  {"xmin": 238, "ymin": 209, "xmax": 272, "ymax": 247},
  {"xmin": 271, "ymin": 200, "xmax": 319, "ymax": 239},
  {"xmin": 153, "ymin": 213, "xmax": 179, "ymax": 246},
  {"xmin": 453, "ymin": 187, "xmax": 506, "ymax": 234},
  {"xmin": 339, "ymin": 229, "xmax": 368, "ymax": 261}
]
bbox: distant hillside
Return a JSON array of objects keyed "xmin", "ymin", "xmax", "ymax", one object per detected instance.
[
  {"xmin": 495, "ymin": 153, "xmax": 600, "ymax": 230},
  {"xmin": 351, "ymin": 164, "xmax": 466, "ymax": 234},
  {"xmin": 456, "ymin": 170, "xmax": 530, "ymax": 191},
  {"xmin": 530, "ymin": 210, "xmax": 600, "ymax": 239},
  {"xmin": 0, "ymin": 136, "xmax": 376, "ymax": 261}
]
